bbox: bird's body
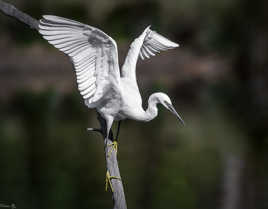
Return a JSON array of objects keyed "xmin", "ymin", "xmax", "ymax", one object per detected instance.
[{"xmin": 38, "ymin": 15, "xmax": 184, "ymax": 137}]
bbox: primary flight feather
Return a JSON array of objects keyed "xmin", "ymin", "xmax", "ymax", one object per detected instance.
[{"xmin": 39, "ymin": 15, "xmax": 184, "ymax": 138}]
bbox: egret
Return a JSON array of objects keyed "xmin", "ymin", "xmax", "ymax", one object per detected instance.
[{"xmin": 38, "ymin": 15, "xmax": 185, "ymax": 141}]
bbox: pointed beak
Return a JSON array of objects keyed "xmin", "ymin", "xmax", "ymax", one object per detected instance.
[{"xmin": 167, "ymin": 103, "xmax": 185, "ymax": 126}]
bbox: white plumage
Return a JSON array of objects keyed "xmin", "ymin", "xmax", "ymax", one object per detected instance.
[{"xmin": 39, "ymin": 15, "xmax": 184, "ymax": 138}]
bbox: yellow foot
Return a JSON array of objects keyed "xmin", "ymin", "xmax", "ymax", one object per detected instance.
[
  {"xmin": 107, "ymin": 141, "xmax": 118, "ymax": 158},
  {"xmin": 105, "ymin": 170, "xmax": 121, "ymax": 192}
]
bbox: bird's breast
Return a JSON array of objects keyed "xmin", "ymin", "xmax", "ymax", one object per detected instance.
[{"xmin": 116, "ymin": 78, "xmax": 147, "ymax": 121}]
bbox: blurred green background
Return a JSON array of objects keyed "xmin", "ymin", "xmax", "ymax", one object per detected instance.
[{"xmin": 0, "ymin": 0, "xmax": 268, "ymax": 209}]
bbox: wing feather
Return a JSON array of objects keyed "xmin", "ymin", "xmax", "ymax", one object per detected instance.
[
  {"xmin": 121, "ymin": 26, "xmax": 179, "ymax": 81},
  {"xmin": 39, "ymin": 15, "xmax": 120, "ymax": 107},
  {"xmin": 143, "ymin": 46, "xmax": 155, "ymax": 56},
  {"xmin": 147, "ymin": 45, "xmax": 160, "ymax": 53}
]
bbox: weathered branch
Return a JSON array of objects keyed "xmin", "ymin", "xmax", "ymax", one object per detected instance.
[
  {"xmin": 96, "ymin": 113, "xmax": 127, "ymax": 209},
  {"xmin": 0, "ymin": 0, "xmax": 38, "ymax": 30},
  {"xmin": 0, "ymin": 1, "xmax": 127, "ymax": 208}
]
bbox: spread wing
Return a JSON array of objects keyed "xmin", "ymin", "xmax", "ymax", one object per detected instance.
[
  {"xmin": 121, "ymin": 26, "xmax": 179, "ymax": 83},
  {"xmin": 38, "ymin": 15, "xmax": 121, "ymax": 108}
]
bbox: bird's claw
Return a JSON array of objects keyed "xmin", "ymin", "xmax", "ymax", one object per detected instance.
[
  {"xmin": 107, "ymin": 141, "xmax": 118, "ymax": 158},
  {"xmin": 87, "ymin": 128, "xmax": 103, "ymax": 135},
  {"xmin": 105, "ymin": 170, "xmax": 121, "ymax": 192}
]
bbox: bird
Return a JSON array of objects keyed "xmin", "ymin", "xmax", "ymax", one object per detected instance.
[{"xmin": 38, "ymin": 15, "xmax": 185, "ymax": 141}]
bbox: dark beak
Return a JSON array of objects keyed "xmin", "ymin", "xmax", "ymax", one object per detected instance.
[{"xmin": 167, "ymin": 103, "xmax": 185, "ymax": 126}]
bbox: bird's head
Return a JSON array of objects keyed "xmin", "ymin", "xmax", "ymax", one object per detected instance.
[{"xmin": 151, "ymin": 92, "xmax": 185, "ymax": 126}]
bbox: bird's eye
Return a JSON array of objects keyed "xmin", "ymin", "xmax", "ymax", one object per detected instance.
[{"xmin": 164, "ymin": 101, "xmax": 170, "ymax": 106}]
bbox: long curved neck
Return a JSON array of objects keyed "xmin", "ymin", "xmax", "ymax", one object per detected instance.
[{"xmin": 144, "ymin": 94, "xmax": 159, "ymax": 121}]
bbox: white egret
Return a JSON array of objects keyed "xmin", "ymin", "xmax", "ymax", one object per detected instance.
[{"xmin": 38, "ymin": 15, "xmax": 184, "ymax": 140}]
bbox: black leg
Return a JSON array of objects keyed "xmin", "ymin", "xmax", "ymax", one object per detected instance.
[{"xmin": 115, "ymin": 121, "xmax": 121, "ymax": 141}]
